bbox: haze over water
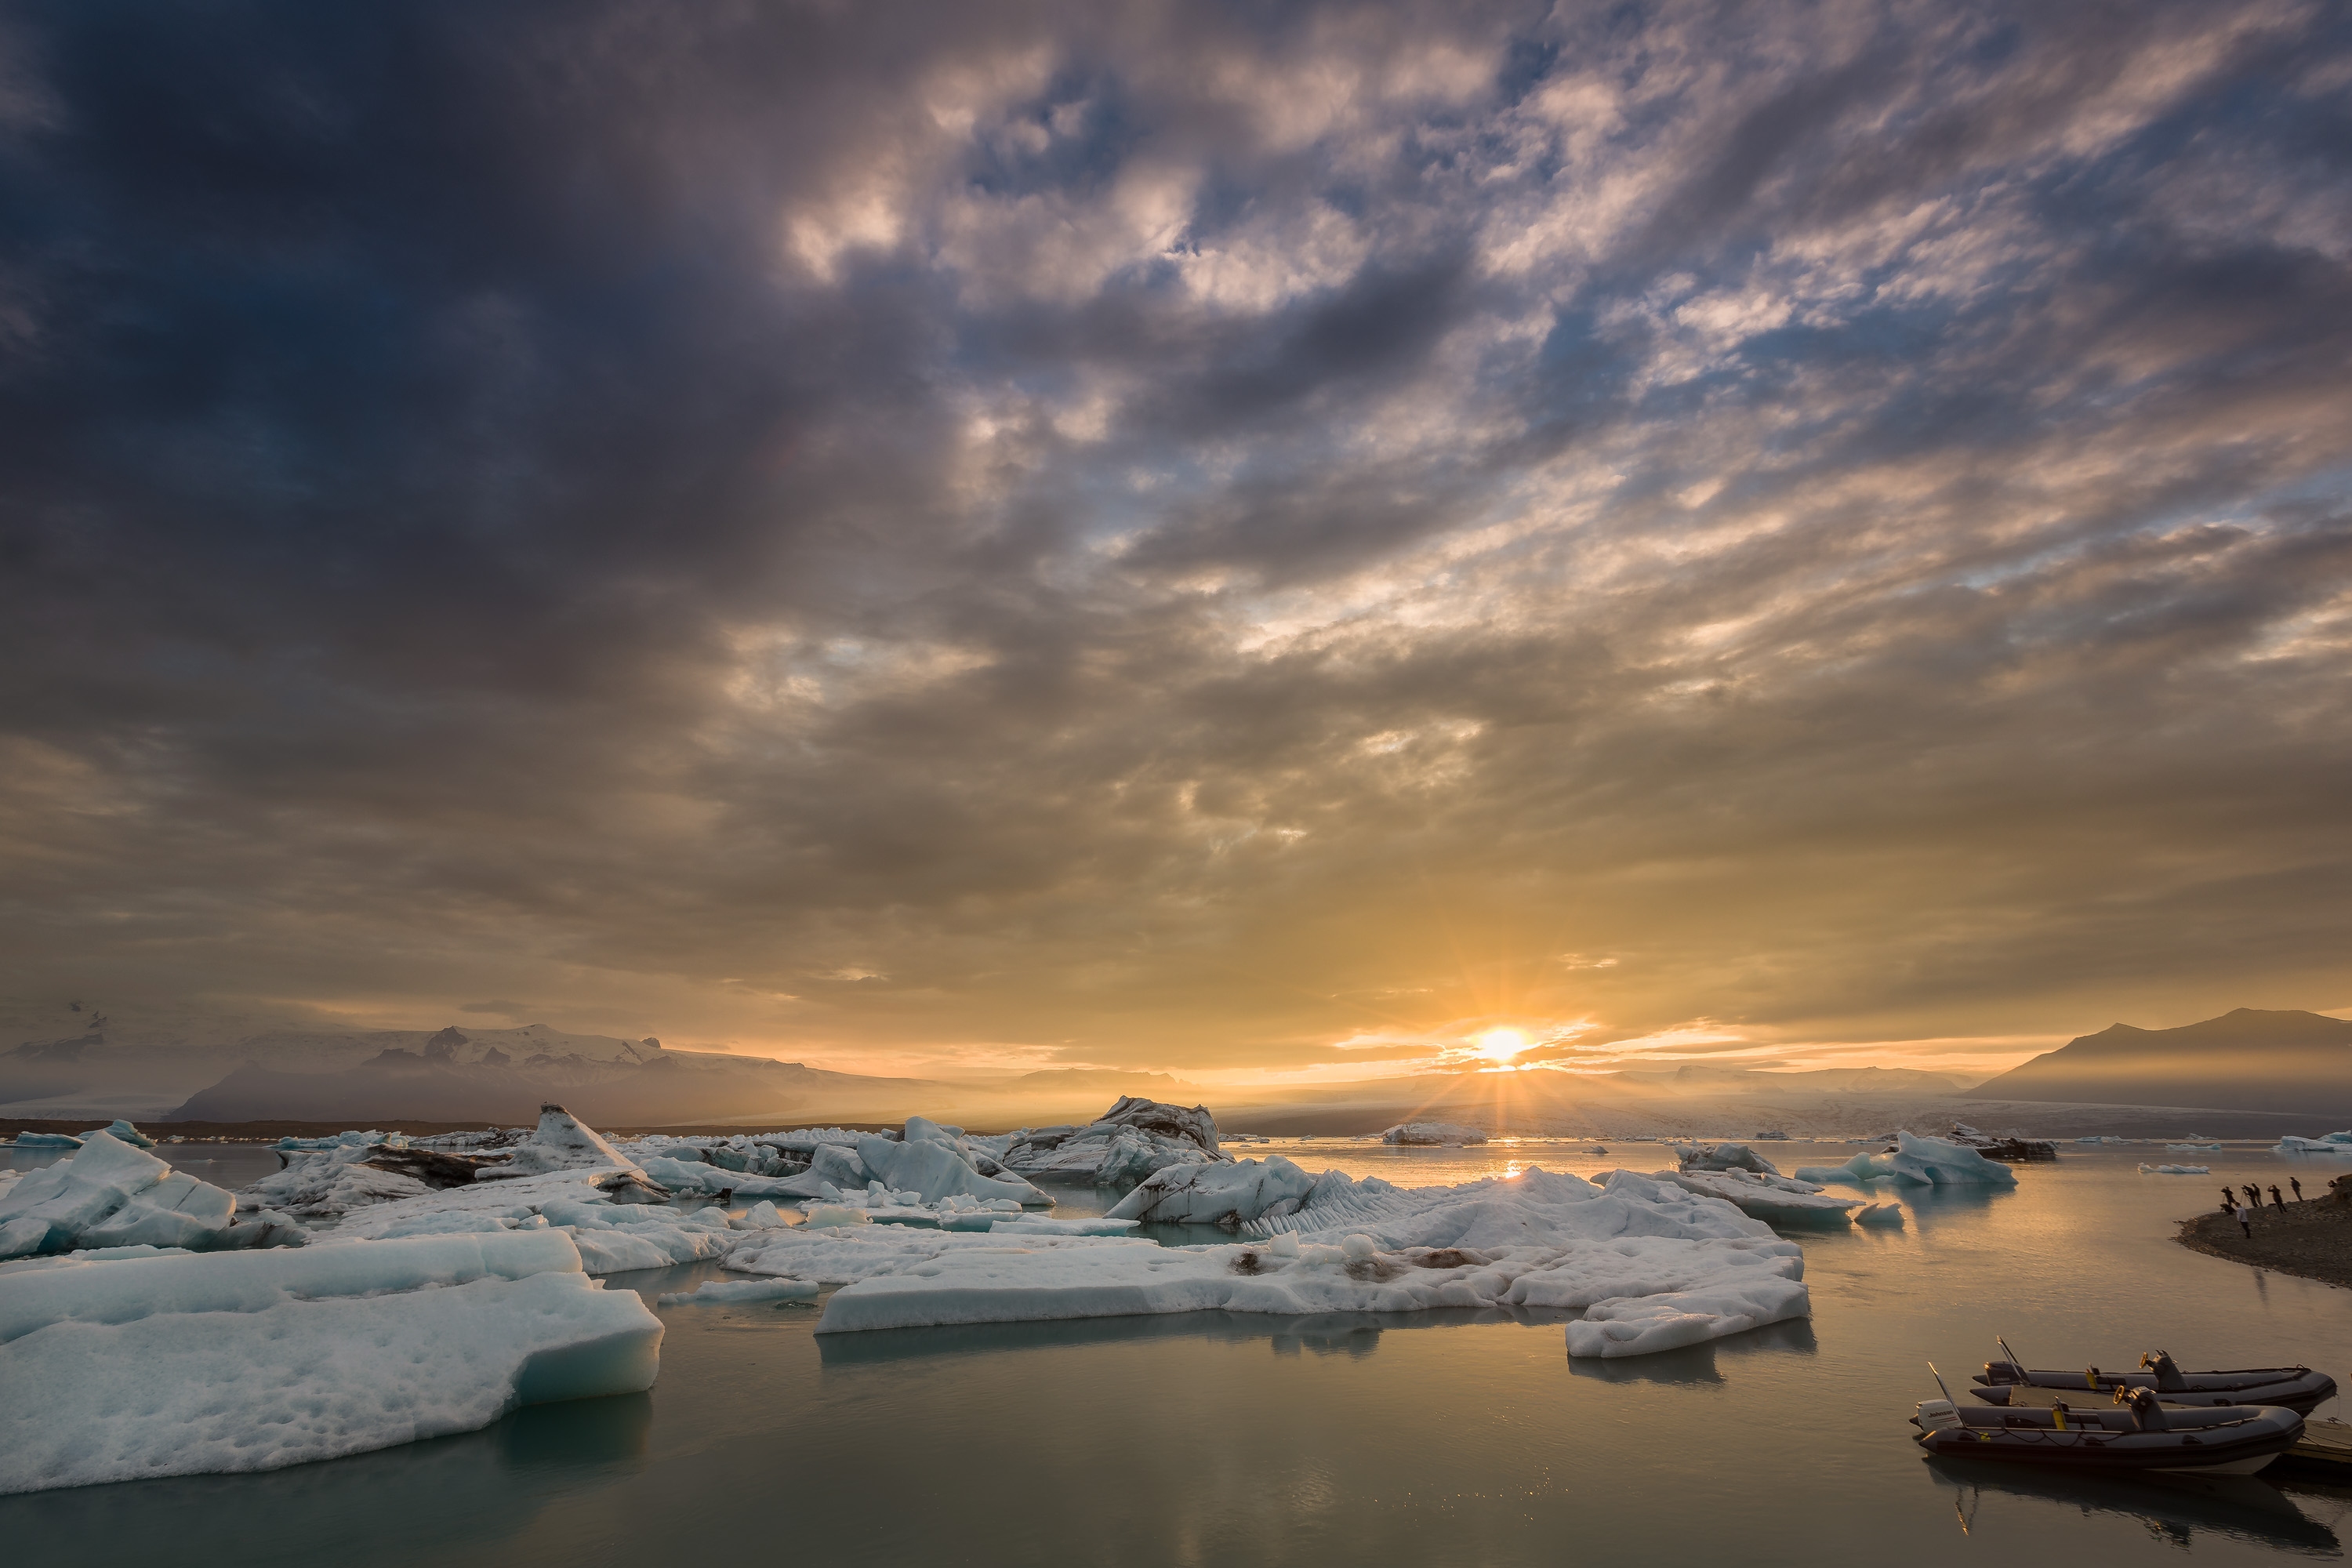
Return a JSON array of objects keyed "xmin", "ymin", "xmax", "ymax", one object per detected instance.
[{"xmin": 8, "ymin": 1141, "xmax": 2347, "ymax": 1564}]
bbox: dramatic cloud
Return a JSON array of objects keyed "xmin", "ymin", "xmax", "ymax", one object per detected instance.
[{"xmin": 3, "ymin": 0, "xmax": 2347, "ymax": 1079}]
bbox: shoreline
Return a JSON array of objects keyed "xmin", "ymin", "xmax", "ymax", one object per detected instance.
[{"xmin": 2176, "ymin": 1197, "xmax": 2352, "ymax": 1290}]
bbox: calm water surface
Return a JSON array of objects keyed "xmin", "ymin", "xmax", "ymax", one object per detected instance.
[{"xmin": 6, "ymin": 1138, "xmax": 2351, "ymax": 1564}]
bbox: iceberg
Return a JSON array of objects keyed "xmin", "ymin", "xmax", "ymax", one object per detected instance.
[
  {"xmin": 0, "ymin": 1131, "xmax": 292, "ymax": 1258},
  {"xmin": 993, "ymin": 1096, "xmax": 1226, "ymax": 1190},
  {"xmin": 0, "ymin": 1231, "xmax": 660, "ymax": 1494},
  {"xmin": 1795, "ymin": 1133, "xmax": 2016, "ymax": 1189},
  {"xmin": 852, "ymin": 1131, "xmax": 1050, "ymax": 1208},
  {"xmin": 2274, "ymin": 1133, "xmax": 2352, "ymax": 1156},
  {"xmin": 1853, "ymin": 1201, "xmax": 1904, "ymax": 1228},
  {"xmin": 655, "ymin": 1276, "xmax": 820, "ymax": 1307},
  {"xmin": 1381, "ymin": 1123, "xmax": 1487, "ymax": 1145},
  {"xmin": 1105, "ymin": 1156, "xmax": 1317, "ymax": 1226},
  {"xmin": 325, "ymin": 1177, "xmax": 735, "ymax": 1275},
  {"xmin": 7, "ymin": 1132, "xmax": 82, "ymax": 1149},
  {"xmin": 2140, "ymin": 1163, "xmax": 2212, "ymax": 1175},
  {"xmin": 728, "ymin": 1166, "xmax": 1809, "ymax": 1358},
  {"xmin": 77, "ymin": 1119, "xmax": 155, "ymax": 1149},
  {"xmin": 240, "ymin": 1144, "xmax": 434, "ymax": 1216},
  {"xmin": 1671, "ymin": 1142, "xmax": 1781, "ymax": 1175},
  {"xmin": 1654, "ymin": 1168, "xmax": 1860, "ymax": 1228},
  {"xmin": 475, "ymin": 1105, "xmax": 648, "ymax": 1181}
]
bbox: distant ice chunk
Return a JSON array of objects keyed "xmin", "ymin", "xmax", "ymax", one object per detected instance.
[
  {"xmin": 2275, "ymin": 1133, "xmax": 2352, "ymax": 1156},
  {"xmin": 655, "ymin": 1277, "xmax": 819, "ymax": 1307},
  {"xmin": 7, "ymin": 1132, "xmax": 82, "ymax": 1149},
  {"xmin": 854, "ymin": 1133, "xmax": 1050, "ymax": 1208},
  {"xmin": 241, "ymin": 1145, "xmax": 432, "ymax": 1217},
  {"xmin": 2139, "ymin": 1163, "xmax": 2211, "ymax": 1174},
  {"xmin": 0, "ymin": 1232, "xmax": 659, "ymax": 1494},
  {"xmin": 1853, "ymin": 1201, "xmax": 1904, "ymax": 1228},
  {"xmin": 77, "ymin": 1120, "xmax": 154, "ymax": 1149},
  {"xmin": 1381, "ymin": 1123, "xmax": 1487, "ymax": 1146},
  {"xmin": 1671, "ymin": 1142, "xmax": 1782, "ymax": 1176},
  {"xmin": 1885, "ymin": 1131, "xmax": 2019, "ymax": 1186}
]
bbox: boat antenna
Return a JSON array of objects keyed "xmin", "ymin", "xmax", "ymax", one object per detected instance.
[
  {"xmin": 1997, "ymin": 1334, "xmax": 2024, "ymax": 1373},
  {"xmin": 1929, "ymin": 1361, "xmax": 1958, "ymax": 1404}
]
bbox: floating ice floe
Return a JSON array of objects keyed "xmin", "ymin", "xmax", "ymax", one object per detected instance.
[
  {"xmin": 1792, "ymin": 1131, "xmax": 2018, "ymax": 1189},
  {"xmin": 1381, "ymin": 1123, "xmax": 1487, "ymax": 1145},
  {"xmin": 2074, "ymin": 1135, "xmax": 2130, "ymax": 1145},
  {"xmin": 987, "ymin": 1097, "xmax": 1227, "ymax": 1191},
  {"xmin": 2274, "ymin": 1133, "xmax": 2352, "ymax": 1156},
  {"xmin": 275, "ymin": 1129, "xmax": 395, "ymax": 1151},
  {"xmin": 1653, "ymin": 1167, "xmax": 1860, "ymax": 1228},
  {"xmin": 78, "ymin": 1119, "xmax": 155, "ymax": 1149},
  {"xmin": 7, "ymin": 1132, "xmax": 83, "ymax": 1149},
  {"xmin": 1671, "ymin": 1142, "xmax": 1782, "ymax": 1175},
  {"xmin": 0, "ymin": 1231, "xmax": 659, "ymax": 1495},
  {"xmin": 1, "ymin": 1132, "xmax": 300, "ymax": 1258},
  {"xmin": 1853, "ymin": 1201, "xmax": 1905, "ymax": 1228},
  {"xmin": 655, "ymin": 1276, "xmax": 819, "ymax": 1307},
  {"xmin": 724, "ymin": 1166, "xmax": 1809, "ymax": 1359},
  {"xmin": 2167, "ymin": 1143, "xmax": 2224, "ymax": 1152},
  {"xmin": 2140, "ymin": 1163, "xmax": 2212, "ymax": 1175}
]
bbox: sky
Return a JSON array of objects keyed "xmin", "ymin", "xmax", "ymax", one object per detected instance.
[{"xmin": 2, "ymin": 1, "xmax": 2348, "ymax": 1087}]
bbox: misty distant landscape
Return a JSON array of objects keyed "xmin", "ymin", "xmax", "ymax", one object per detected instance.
[{"xmin": 9, "ymin": 1000, "xmax": 2347, "ymax": 1141}]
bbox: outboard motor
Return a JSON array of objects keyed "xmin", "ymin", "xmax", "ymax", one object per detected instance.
[
  {"xmin": 1916, "ymin": 1399, "xmax": 1965, "ymax": 1434},
  {"xmin": 2124, "ymin": 1386, "xmax": 2169, "ymax": 1432},
  {"xmin": 2141, "ymin": 1351, "xmax": 2187, "ymax": 1392}
]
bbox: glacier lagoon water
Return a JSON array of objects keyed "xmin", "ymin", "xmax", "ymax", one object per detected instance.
[{"xmin": 5, "ymin": 1138, "xmax": 2351, "ymax": 1563}]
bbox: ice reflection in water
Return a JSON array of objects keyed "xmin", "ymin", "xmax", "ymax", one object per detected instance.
[{"xmin": 1, "ymin": 1141, "xmax": 2347, "ymax": 1566}]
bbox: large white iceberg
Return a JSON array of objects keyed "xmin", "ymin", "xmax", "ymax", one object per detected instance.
[
  {"xmin": 852, "ymin": 1125, "xmax": 1050, "ymax": 1208},
  {"xmin": 728, "ymin": 1166, "xmax": 1809, "ymax": 1358},
  {"xmin": 0, "ymin": 1131, "xmax": 296, "ymax": 1258},
  {"xmin": 0, "ymin": 1231, "xmax": 659, "ymax": 1495}
]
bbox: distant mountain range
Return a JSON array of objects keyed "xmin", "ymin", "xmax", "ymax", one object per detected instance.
[
  {"xmin": 1965, "ymin": 1008, "xmax": 2352, "ymax": 1116},
  {"xmin": 0, "ymin": 1011, "xmax": 1203, "ymax": 1127}
]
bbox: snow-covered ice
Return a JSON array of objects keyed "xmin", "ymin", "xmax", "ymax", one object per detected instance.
[
  {"xmin": 0, "ymin": 1232, "xmax": 660, "ymax": 1494},
  {"xmin": 2140, "ymin": 1163, "xmax": 2211, "ymax": 1175}
]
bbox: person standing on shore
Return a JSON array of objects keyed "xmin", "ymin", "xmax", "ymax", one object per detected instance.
[
  {"xmin": 2221, "ymin": 1188, "xmax": 2238, "ymax": 1214},
  {"xmin": 2245, "ymin": 1183, "xmax": 2264, "ymax": 1211},
  {"xmin": 2239, "ymin": 1206, "xmax": 2255, "ymax": 1238},
  {"xmin": 2291, "ymin": 1178, "xmax": 2304, "ymax": 1203},
  {"xmin": 2270, "ymin": 1184, "xmax": 2286, "ymax": 1210}
]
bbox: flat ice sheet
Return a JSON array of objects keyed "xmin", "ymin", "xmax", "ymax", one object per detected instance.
[{"xmin": 0, "ymin": 1232, "xmax": 662, "ymax": 1495}]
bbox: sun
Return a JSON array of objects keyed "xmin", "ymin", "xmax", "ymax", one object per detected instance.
[{"xmin": 1475, "ymin": 1027, "xmax": 1530, "ymax": 1065}]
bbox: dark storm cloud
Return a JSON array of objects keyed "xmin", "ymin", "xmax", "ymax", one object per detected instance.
[{"xmin": 2, "ymin": 0, "xmax": 2348, "ymax": 1071}]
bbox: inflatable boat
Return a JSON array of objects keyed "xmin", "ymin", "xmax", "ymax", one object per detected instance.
[
  {"xmin": 1915, "ymin": 1388, "xmax": 2303, "ymax": 1475},
  {"xmin": 1974, "ymin": 1350, "xmax": 2336, "ymax": 1415}
]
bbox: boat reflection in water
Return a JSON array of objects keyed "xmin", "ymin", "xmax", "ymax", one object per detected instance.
[{"xmin": 1929, "ymin": 1456, "xmax": 2345, "ymax": 1555}]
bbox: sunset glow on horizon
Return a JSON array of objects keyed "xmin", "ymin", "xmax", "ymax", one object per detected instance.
[{"xmin": 2, "ymin": 2, "xmax": 2347, "ymax": 1088}]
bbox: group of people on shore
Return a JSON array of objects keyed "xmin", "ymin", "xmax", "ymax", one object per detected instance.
[{"xmin": 2220, "ymin": 1178, "xmax": 2303, "ymax": 1237}]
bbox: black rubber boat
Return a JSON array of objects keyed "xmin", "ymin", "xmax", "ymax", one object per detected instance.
[
  {"xmin": 1974, "ymin": 1348, "xmax": 2336, "ymax": 1415},
  {"xmin": 1915, "ymin": 1388, "xmax": 2303, "ymax": 1475}
]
